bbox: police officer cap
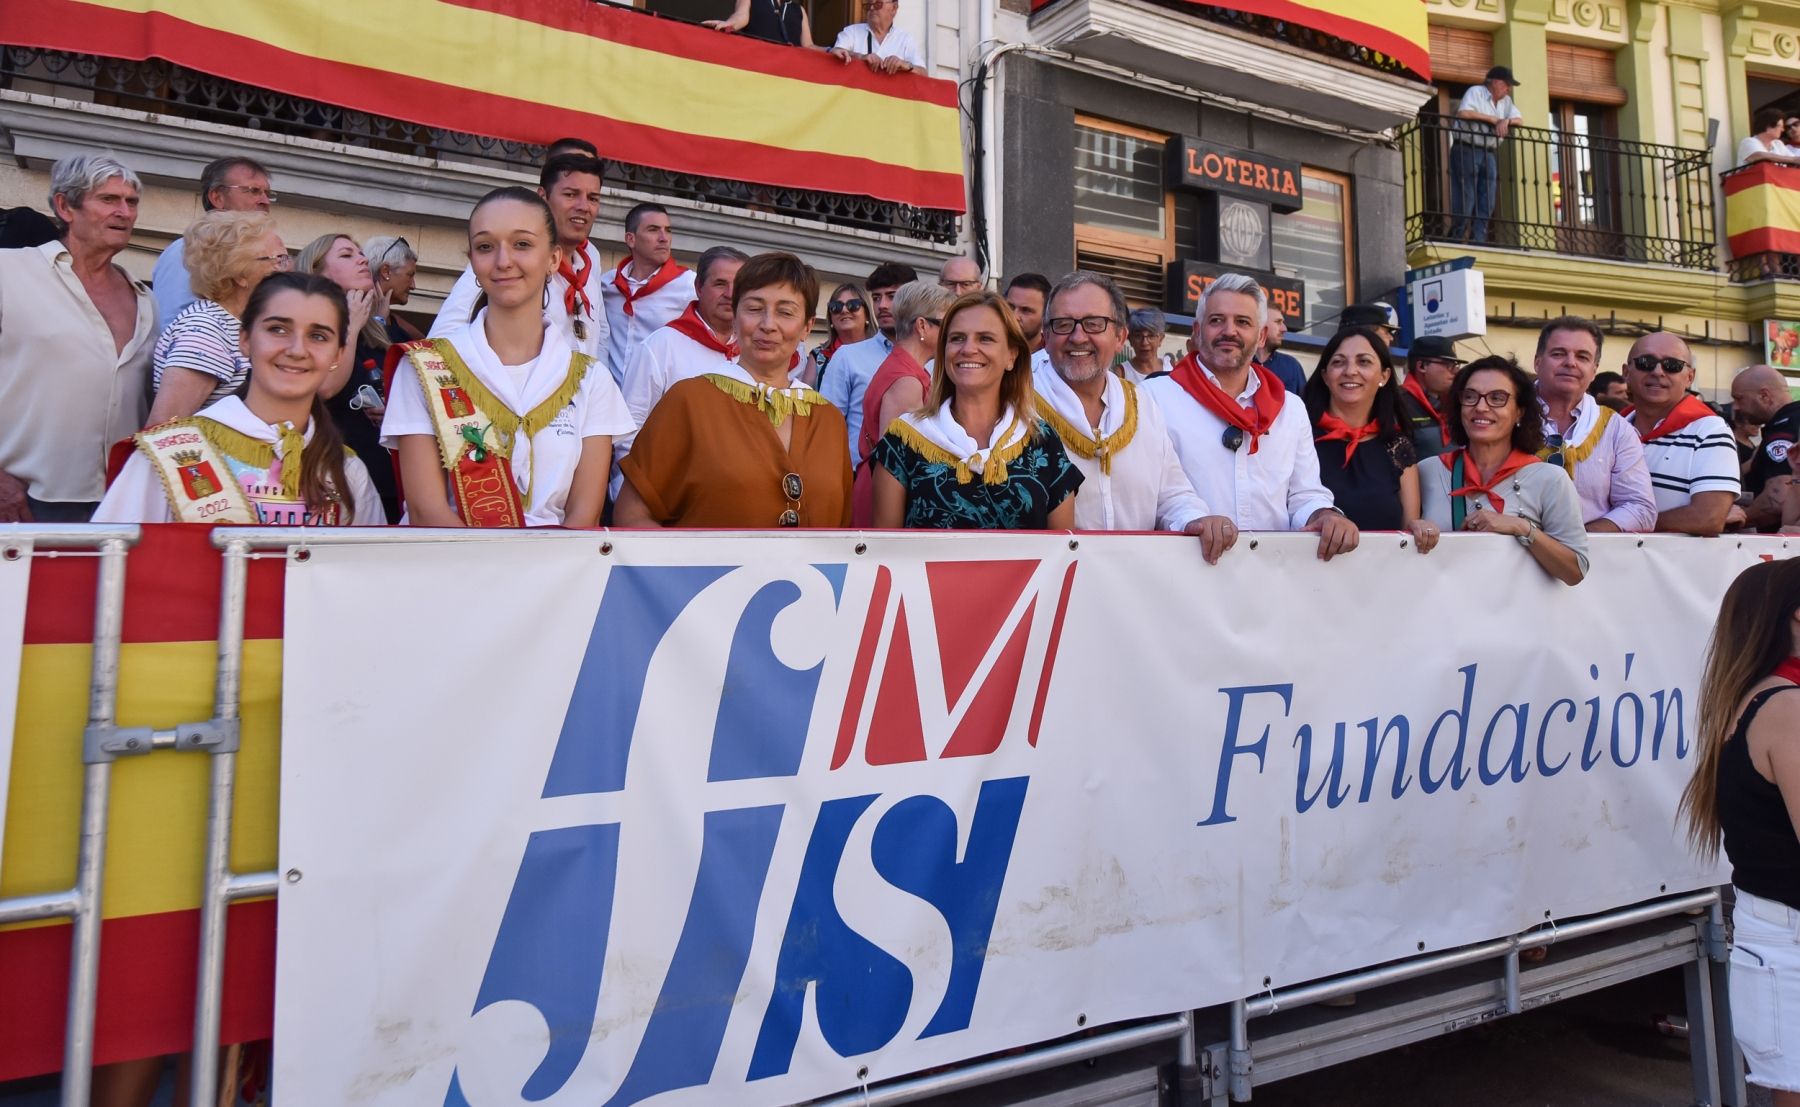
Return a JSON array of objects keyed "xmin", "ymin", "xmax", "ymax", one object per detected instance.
[
  {"xmin": 1409, "ymin": 335, "xmax": 1464, "ymax": 364},
  {"xmin": 1341, "ymin": 302, "xmax": 1399, "ymax": 330}
]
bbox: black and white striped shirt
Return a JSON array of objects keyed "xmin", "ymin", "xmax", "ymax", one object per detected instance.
[{"xmin": 1638, "ymin": 412, "xmax": 1740, "ymax": 511}]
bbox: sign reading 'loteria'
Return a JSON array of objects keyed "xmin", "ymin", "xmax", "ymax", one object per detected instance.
[
  {"xmin": 272, "ymin": 531, "xmax": 1753, "ymax": 1106},
  {"xmin": 1167, "ymin": 137, "xmax": 1304, "ymax": 213}
]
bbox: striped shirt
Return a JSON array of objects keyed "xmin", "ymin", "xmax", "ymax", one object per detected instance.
[
  {"xmin": 1639, "ymin": 412, "xmax": 1741, "ymax": 512},
  {"xmin": 152, "ymin": 298, "xmax": 250, "ymax": 408}
]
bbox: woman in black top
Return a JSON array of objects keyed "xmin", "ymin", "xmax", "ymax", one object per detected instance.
[
  {"xmin": 1302, "ymin": 327, "xmax": 1436, "ymax": 552},
  {"xmin": 1680, "ymin": 557, "xmax": 1800, "ymax": 1102},
  {"xmin": 705, "ymin": 0, "xmax": 815, "ymax": 47}
]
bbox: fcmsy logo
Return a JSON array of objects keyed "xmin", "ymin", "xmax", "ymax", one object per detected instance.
[{"xmin": 446, "ymin": 557, "xmax": 1077, "ymax": 1106}]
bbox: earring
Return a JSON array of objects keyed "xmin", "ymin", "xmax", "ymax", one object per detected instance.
[{"xmin": 543, "ymin": 281, "xmax": 551, "ymax": 310}]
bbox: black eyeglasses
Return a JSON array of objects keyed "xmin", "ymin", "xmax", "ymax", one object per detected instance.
[
  {"xmin": 922, "ymin": 317, "xmax": 943, "ymax": 328},
  {"xmin": 1046, "ymin": 315, "xmax": 1117, "ymax": 336},
  {"xmin": 829, "ymin": 299, "xmax": 865, "ymax": 315},
  {"xmin": 1459, "ymin": 389, "xmax": 1514, "ymax": 409},
  {"xmin": 1221, "ymin": 426, "xmax": 1245, "ymax": 451},
  {"xmin": 778, "ymin": 472, "xmax": 803, "ymax": 527},
  {"xmin": 1629, "ymin": 354, "xmax": 1689, "ymax": 375},
  {"xmin": 1544, "ymin": 431, "xmax": 1565, "ymax": 470}
]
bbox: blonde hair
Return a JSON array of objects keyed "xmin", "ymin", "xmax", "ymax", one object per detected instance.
[
  {"xmin": 922, "ymin": 291, "xmax": 1039, "ymax": 436},
  {"xmin": 297, "ymin": 233, "xmax": 390, "ymax": 351},
  {"xmin": 182, "ymin": 210, "xmax": 278, "ymax": 303},
  {"xmin": 1679, "ymin": 558, "xmax": 1800, "ymax": 859}
]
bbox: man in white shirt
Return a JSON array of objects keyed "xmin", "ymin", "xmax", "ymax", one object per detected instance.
[
  {"xmin": 151, "ymin": 156, "xmax": 274, "ymax": 335},
  {"xmin": 1036, "ymin": 272, "xmax": 1236, "ymax": 562},
  {"xmin": 599, "ymin": 202, "xmax": 696, "ymax": 388},
  {"xmin": 1619, "ymin": 331, "xmax": 1741, "ymax": 535},
  {"xmin": 829, "ymin": 0, "xmax": 924, "ymax": 73},
  {"xmin": 612, "ymin": 245, "xmax": 748, "ymax": 492},
  {"xmin": 1452, "ymin": 66, "xmax": 1524, "ymax": 244},
  {"xmin": 1004, "ymin": 272, "xmax": 1049, "ymax": 354},
  {"xmin": 1534, "ymin": 315, "xmax": 1658, "ymax": 532},
  {"xmin": 1144, "ymin": 272, "xmax": 1359, "ymax": 559},
  {"xmin": 0, "ymin": 154, "xmax": 156, "ymax": 521},
  {"xmin": 820, "ymin": 260, "xmax": 917, "ymax": 467},
  {"xmin": 431, "ymin": 153, "xmax": 611, "ymax": 364}
]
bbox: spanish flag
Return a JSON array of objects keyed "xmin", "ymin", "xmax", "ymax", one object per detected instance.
[
  {"xmin": 1724, "ymin": 162, "xmax": 1800, "ymax": 258},
  {"xmin": 0, "ymin": 526, "xmax": 279, "ymax": 1079},
  {"xmin": 5, "ymin": 0, "xmax": 967, "ymax": 213}
]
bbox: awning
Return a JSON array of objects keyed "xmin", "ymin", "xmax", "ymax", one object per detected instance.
[{"xmin": 6, "ymin": 0, "xmax": 967, "ymax": 213}]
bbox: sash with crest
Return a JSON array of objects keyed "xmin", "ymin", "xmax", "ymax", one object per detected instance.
[
  {"xmin": 133, "ymin": 420, "xmax": 257, "ymax": 524},
  {"xmin": 390, "ymin": 337, "xmax": 590, "ymax": 527}
]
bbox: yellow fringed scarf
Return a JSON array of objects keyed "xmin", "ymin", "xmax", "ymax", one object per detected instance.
[
  {"xmin": 705, "ymin": 373, "xmax": 821, "ymax": 428},
  {"xmin": 885, "ymin": 415, "xmax": 1029, "ymax": 485},
  {"xmin": 1037, "ymin": 380, "xmax": 1138, "ymax": 475},
  {"xmin": 196, "ymin": 418, "xmax": 307, "ymax": 498}
]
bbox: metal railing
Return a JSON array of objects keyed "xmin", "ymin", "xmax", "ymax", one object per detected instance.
[
  {"xmin": 1401, "ymin": 111, "xmax": 1717, "ymax": 270},
  {"xmin": 0, "ymin": 45, "xmax": 959, "ymax": 244}
]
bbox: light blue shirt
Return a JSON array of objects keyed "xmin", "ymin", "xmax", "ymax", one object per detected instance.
[
  {"xmin": 151, "ymin": 237, "xmax": 194, "ymax": 336},
  {"xmin": 819, "ymin": 332, "xmax": 893, "ymax": 468}
]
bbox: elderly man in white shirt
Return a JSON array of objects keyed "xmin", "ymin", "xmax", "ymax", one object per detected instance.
[
  {"xmin": 829, "ymin": 0, "xmax": 924, "ymax": 72},
  {"xmin": 1144, "ymin": 272, "xmax": 1359, "ymax": 560},
  {"xmin": 1452, "ymin": 65, "xmax": 1525, "ymax": 243},
  {"xmin": 1034, "ymin": 271, "xmax": 1236, "ymax": 563}
]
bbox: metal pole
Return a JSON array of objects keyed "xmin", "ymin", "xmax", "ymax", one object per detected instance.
[
  {"xmin": 1228, "ymin": 999, "xmax": 1252, "ymax": 1102},
  {"xmin": 189, "ymin": 539, "xmax": 250, "ymax": 1107},
  {"xmin": 1502, "ymin": 946, "xmax": 1521, "ymax": 1015},
  {"xmin": 61, "ymin": 536, "xmax": 130, "ymax": 1107}
]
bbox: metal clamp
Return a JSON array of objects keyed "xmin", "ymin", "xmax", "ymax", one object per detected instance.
[
  {"xmin": 83, "ymin": 718, "xmax": 241, "ymax": 763},
  {"xmin": 1702, "ymin": 915, "xmax": 1730, "ymax": 963}
]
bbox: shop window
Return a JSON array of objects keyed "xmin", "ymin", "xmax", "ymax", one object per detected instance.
[
  {"xmin": 1072, "ymin": 117, "xmax": 1174, "ymax": 305},
  {"xmin": 1270, "ymin": 169, "xmax": 1352, "ymax": 337}
]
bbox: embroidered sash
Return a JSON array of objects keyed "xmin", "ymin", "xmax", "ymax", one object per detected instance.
[{"xmin": 134, "ymin": 419, "xmax": 257, "ymax": 524}]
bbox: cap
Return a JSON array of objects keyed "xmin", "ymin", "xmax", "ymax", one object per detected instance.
[
  {"xmin": 1341, "ymin": 302, "xmax": 1399, "ymax": 331},
  {"xmin": 1485, "ymin": 65, "xmax": 1518, "ymax": 87},
  {"xmin": 1408, "ymin": 335, "xmax": 1464, "ymax": 364}
]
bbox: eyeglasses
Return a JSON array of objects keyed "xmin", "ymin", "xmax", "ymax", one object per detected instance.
[
  {"xmin": 1543, "ymin": 431, "xmax": 1565, "ymax": 470},
  {"xmin": 254, "ymin": 253, "xmax": 294, "ymax": 270},
  {"xmin": 778, "ymin": 472, "xmax": 803, "ymax": 527},
  {"xmin": 217, "ymin": 184, "xmax": 277, "ymax": 203},
  {"xmin": 373, "ymin": 236, "xmax": 411, "ymax": 270},
  {"xmin": 1459, "ymin": 389, "xmax": 1514, "ymax": 409},
  {"xmin": 1046, "ymin": 315, "xmax": 1117, "ymax": 336},
  {"xmin": 1629, "ymin": 354, "xmax": 1689, "ymax": 375},
  {"xmin": 829, "ymin": 298, "xmax": 865, "ymax": 315},
  {"xmin": 940, "ymin": 280, "xmax": 982, "ymax": 292},
  {"xmin": 921, "ymin": 316, "xmax": 943, "ymax": 328},
  {"xmin": 1221, "ymin": 426, "xmax": 1245, "ymax": 452}
]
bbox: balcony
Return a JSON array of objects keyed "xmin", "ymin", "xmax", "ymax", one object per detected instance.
[{"xmin": 1400, "ymin": 112, "xmax": 1715, "ymax": 271}]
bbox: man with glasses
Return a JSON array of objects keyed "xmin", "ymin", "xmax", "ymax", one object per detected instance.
[
  {"xmin": 1033, "ymin": 271, "xmax": 1234, "ymax": 560},
  {"xmin": 1145, "ymin": 272, "xmax": 1358, "ymax": 560},
  {"xmin": 1618, "ymin": 332, "xmax": 1739, "ymax": 535},
  {"xmin": 820, "ymin": 259, "xmax": 918, "ymax": 468},
  {"xmin": 939, "ymin": 255, "xmax": 983, "ymax": 296},
  {"xmin": 1400, "ymin": 334, "xmax": 1461, "ymax": 461},
  {"xmin": 828, "ymin": 0, "xmax": 923, "ymax": 73},
  {"xmin": 151, "ymin": 155, "xmax": 274, "ymax": 334},
  {"xmin": 1533, "ymin": 315, "xmax": 1656, "ymax": 532}
]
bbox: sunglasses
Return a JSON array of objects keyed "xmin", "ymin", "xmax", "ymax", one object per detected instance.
[
  {"xmin": 829, "ymin": 299, "xmax": 866, "ymax": 315},
  {"xmin": 1629, "ymin": 354, "xmax": 1689, "ymax": 375},
  {"xmin": 1047, "ymin": 315, "xmax": 1116, "ymax": 336},
  {"xmin": 1459, "ymin": 389, "xmax": 1514, "ymax": 409},
  {"xmin": 778, "ymin": 472, "xmax": 803, "ymax": 527},
  {"xmin": 1544, "ymin": 431, "xmax": 1565, "ymax": 470}
]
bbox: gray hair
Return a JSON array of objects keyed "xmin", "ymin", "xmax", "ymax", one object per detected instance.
[
  {"xmin": 1197, "ymin": 272, "xmax": 1267, "ymax": 330},
  {"xmin": 362, "ymin": 234, "xmax": 417, "ymax": 276},
  {"xmin": 1048, "ymin": 270, "xmax": 1129, "ymax": 329},
  {"xmin": 696, "ymin": 245, "xmax": 750, "ymax": 288},
  {"xmin": 1127, "ymin": 308, "xmax": 1166, "ymax": 336},
  {"xmin": 47, "ymin": 153, "xmax": 141, "ymax": 230},
  {"xmin": 893, "ymin": 279, "xmax": 955, "ymax": 337}
]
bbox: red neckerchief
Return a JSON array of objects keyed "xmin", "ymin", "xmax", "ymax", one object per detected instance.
[
  {"xmin": 1442, "ymin": 448, "xmax": 1540, "ymax": 515},
  {"xmin": 664, "ymin": 301, "xmax": 738, "ymax": 358},
  {"xmin": 612, "ymin": 258, "xmax": 686, "ymax": 317},
  {"xmin": 1169, "ymin": 353, "xmax": 1286, "ymax": 454},
  {"xmin": 1624, "ymin": 395, "xmax": 1715, "ymax": 443},
  {"xmin": 1775, "ymin": 657, "xmax": 1800, "ymax": 685},
  {"xmin": 1315, "ymin": 413, "xmax": 1381, "ymax": 467},
  {"xmin": 1401, "ymin": 372, "xmax": 1449, "ymax": 441},
  {"xmin": 557, "ymin": 243, "xmax": 593, "ymax": 321}
]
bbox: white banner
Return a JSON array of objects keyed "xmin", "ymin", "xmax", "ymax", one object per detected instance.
[
  {"xmin": 275, "ymin": 532, "xmax": 1781, "ymax": 1106},
  {"xmin": 0, "ymin": 538, "xmax": 30, "ymax": 862}
]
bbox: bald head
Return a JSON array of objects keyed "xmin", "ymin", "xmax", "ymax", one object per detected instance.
[
  {"xmin": 1733, "ymin": 364, "xmax": 1792, "ymax": 424},
  {"xmin": 939, "ymin": 256, "xmax": 983, "ymax": 295},
  {"xmin": 1624, "ymin": 332, "xmax": 1694, "ymax": 417}
]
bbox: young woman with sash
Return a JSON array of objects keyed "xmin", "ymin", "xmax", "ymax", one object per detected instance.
[
  {"xmin": 1419, "ymin": 355, "xmax": 1588, "ymax": 585},
  {"xmin": 95, "ymin": 272, "xmax": 383, "ymax": 525},
  {"xmin": 381, "ymin": 186, "xmax": 633, "ymax": 528},
  {"xmin": 615, "ymin": 251, "xmax": 852, "ymax": 527},
  {"xmin": 1681, "ymin": 558, "xmax": 1800, "ymax": 1104},
  {"xmin": 871, "ymin": 290, "xmax": 1082, "ymax": 529}
]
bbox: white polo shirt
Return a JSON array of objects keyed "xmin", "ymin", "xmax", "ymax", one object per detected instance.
[
  {"xmin": 832, "ymin": 22, "xmax": 924, "ymax": 67},
  {"xmin": 1143, "ymin": 361, "xmax": 1336, "ymax": 530}
]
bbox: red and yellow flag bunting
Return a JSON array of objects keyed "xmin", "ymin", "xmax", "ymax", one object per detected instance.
[
  {"xmin": 1724, "ymin": 162, "xmax": 1800, "ymax": 258},
  {"xmin": 4, "ymin": 0, "xmax": 967, "ymax": 212}
]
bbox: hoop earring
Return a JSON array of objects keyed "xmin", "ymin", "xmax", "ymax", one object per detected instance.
[{"xmin": 543, "ymin": 281, "xmax": 552, "ymax": 310}]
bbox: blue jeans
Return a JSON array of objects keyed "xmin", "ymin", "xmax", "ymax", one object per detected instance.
[{"xmin": 1450, "ymin": 143, "xmax": 1498, "ymax": 242}]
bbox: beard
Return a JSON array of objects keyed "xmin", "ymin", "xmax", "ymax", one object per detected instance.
[{"xmin": 1055, "ymin": 349, "xmax": 1110, "ymax": 383}]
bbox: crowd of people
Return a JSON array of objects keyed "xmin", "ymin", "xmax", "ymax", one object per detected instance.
[{"xmin": 0, "ymin": 147, "xmax": 1796, "ymax": 590}]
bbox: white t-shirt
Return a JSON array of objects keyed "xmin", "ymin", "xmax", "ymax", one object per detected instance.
[
  {"xmin": 598, "ymin": 261, "xmax": 696, "ymax": 389},
  {"xmin": 94, "ymin": 395, "xmax": 384, "ymax": 525},
  {"xmin": 832, "ymin": 22, "xmax": 924, "ymax": 67},
  {"xmin": 612, "ymin": 322, "xmax": 734, "ymax": 496},
  {"xmin": 1739, "ymin": 135, "xmax": 1780, "ymax": 167},
  {"xmin": 381, "ymin": 313, "xmax": 636, "ymax": 526}
]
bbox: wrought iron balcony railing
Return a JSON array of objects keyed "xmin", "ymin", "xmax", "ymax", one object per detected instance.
[
  {"xmin": 0, "ymin": 46, "xmax": 959, "ymax": 244},
  {"xmin": 1400, "ymin": 111, "xmax": 1715, "ymax": 271}
]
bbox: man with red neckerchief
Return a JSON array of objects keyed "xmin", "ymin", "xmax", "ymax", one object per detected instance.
[
  {"xmin": 1400, "ymin": 334, "xmax": 1461, "ymax": 461},
  {"xmin": 1143, "ymin": 272, "xmax": 1360, "ymax": 560},
  {"xmin": 601, "ymin": 202, "xmax": 697, "ymax": 389},
  {"xmin": 430, "ymin": 152, "xmax": 610, "ymax": 365},
  {"xmin": 1620, "ymin": 331, "xmax": 1740, "ymax": 536}
]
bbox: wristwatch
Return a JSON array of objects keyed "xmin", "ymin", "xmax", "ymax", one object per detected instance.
[{"xmin": 1516, "ymin": 518, "xmax": 1537, "ymax": 548}]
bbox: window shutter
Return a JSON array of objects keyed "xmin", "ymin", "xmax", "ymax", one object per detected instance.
[
  {"xmin": 1547, "ymin": 43, "xmax": 1626, "ymax": 106},
  {"xmin": 1429, "ymin": 26, "xmax": 1494, "ymax": 86}
]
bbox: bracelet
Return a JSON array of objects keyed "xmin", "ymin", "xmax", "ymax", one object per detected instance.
[{"xmin": 1516, "ymin": 518, "xmax": 1537, "ymax": 548}]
